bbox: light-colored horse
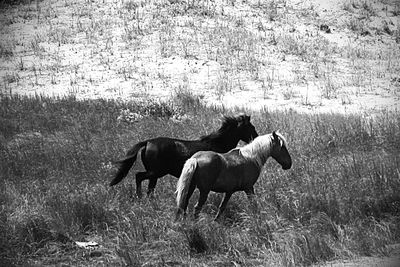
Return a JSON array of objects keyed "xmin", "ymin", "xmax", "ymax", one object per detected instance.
[{"xmin": 175, "ymin": 131, "xmax": 292, "ymax": 221}]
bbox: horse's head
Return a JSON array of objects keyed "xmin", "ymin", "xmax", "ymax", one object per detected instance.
[
  {"xmin": 237, "ymin": 114, "xmax": 258, "ymax": 143},
  {"xmin": 270, "ymin": 131, "xmax": 292, "ymax": 170}
]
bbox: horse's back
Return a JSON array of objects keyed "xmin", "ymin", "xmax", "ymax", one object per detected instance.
[
  {"xmin": 192, "ymin": 150, "xmax": 223, "ymax": 167},
  {"xmin": 214, "ymin": 149, "xmax": 261, "ymax": 192},
  {"xmin": 223, "ymin": 148, "xmax": 244, "ymax": 164},
  {"xmin": 147, "ymin": 137, "xmax": 206, "ymax": 157},
  {"xmin": 143, "ymin": 137, "xmax": 189, "ymax": 176}
]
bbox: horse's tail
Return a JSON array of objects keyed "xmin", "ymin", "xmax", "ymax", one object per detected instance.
[
  {"xmin": 109, "ymin": 141, "xmax": 147, "ymax": 186},
  {"xmin": 176, "ymin": 158, "xmax": 197, "ymax": 209}
]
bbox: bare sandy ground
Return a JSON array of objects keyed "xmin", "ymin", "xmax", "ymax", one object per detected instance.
[
  {"xmin": 0, "ymin": 0, "xmax": 399, "ymax": 114},
  {"xmin": 313, "ymin": 244, "xmax": 400, "ymax": 267},
  {"xmin": 316, "ymin": 255, "xmax": 400, "ymax": 267}
]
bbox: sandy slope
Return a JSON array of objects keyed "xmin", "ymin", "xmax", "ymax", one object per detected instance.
[{"xmin": 0, "ymin": 0, "xmax": 399, "ymax": 114}]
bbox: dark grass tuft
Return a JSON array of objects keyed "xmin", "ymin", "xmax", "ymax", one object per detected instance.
[{"xmin": 184, "ymin": 225, "xmax": 209, "ymax": 254}]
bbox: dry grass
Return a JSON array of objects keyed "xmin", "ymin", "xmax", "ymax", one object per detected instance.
[{"xmin": 0, "ymin": 94, "xmax": 399, "ymax": 266}]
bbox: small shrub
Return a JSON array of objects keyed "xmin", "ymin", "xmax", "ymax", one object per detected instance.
[
  {"xmin": 184, "ymin": 225, "xmax": 209, "ymax": 253},
  {"xmin": 0, "ymin": 40, "xmax": 14, "ymax": 59},
  {"xmin": 172, "ymin": 87, "xmax": 202, "ymax": 112},
  {"xmin": 282, "ymin": 86, "xmax": 297, "ymax": 100},
  {"xmin": 346, "ymin": 17, "xmax": 369, "ymax": 35},
  {"xmin": 320, "ymin": 75, "xmax": 339, "ymax": 99}
]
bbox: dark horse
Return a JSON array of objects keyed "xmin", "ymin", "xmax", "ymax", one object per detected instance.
[
  {"xmin": 175, "ymin": 131, "xmax": 292, "ymax": 221},
  {"xmin": 110, "ymin": 114, "xmax": 258, "ymax": 197}
]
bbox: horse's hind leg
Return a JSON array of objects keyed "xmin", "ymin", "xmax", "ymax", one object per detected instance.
[
  {"xmin": 136, "ymin": 172, "xmax": 164, "ymax": 198},
  {"xmin": 175, "ymin": 183, "xmax": 196, "ymax": 221},
  {"xmin": 182, "ymin": 183, "xmax": 196, "ymax": 217},
  {"xmin": 147, "ymin": 175, "xmax": 166, "ymax": 197},
  {"xmin": 214, "ymin": 192, "xmax": 233, "ymax": 221},
  {"xmin": 135, "ymin": 172, "xmax": 157, "ymax": 198},
  {"xmin": 147, "ymin": 178, "xmax": 158, "ymax": 197},
  {"xmin": 135, "ymin": 172, "xmax": 147, "ymax": 198},
  {"xmin": 194, "ymin": 190, "xmax": 210, "ymax": 219}
]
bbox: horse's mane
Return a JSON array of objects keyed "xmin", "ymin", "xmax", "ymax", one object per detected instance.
[
  {"xmin": 199, "ymin": 116, "xmax": 239, "ymax": 142},
  {"xmin": 240, "ymin": 132, "xmax": 287, "ymax": 168}
]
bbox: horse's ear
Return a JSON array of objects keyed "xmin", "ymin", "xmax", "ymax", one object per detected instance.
[
  {"xmin": 241, "ymin": 114, "xmax": 250, "ymax": 124},
  {"xmin": 221, "ymin": 115, "xmax": 230, "ymax": 124},
  {"xmin": 273, "ymin": 131, "xmax": 277, "ymax": 138},
  {"xmin": 273, "ymin": 131, "xmax": 284, "ymax": 147}
]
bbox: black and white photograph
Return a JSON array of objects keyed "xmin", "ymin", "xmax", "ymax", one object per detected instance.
[{"xmin": 1, "ymin": 0, "xmax": 399, "ymax": 266}]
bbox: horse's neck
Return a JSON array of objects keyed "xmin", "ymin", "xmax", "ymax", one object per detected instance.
[
  {"xmin": 259, "ymin": 142, "xmax": 273, "ymax": 166},
  {"xmin": 241, "ymin": 139, "xmax": 272, "ymax": 169},
  {"xmin": 258, "ymin": 152, "xmax": 270, "ymax": 167}
]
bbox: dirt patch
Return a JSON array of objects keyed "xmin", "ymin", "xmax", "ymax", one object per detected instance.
[
  {"xmin": 316, "ymin": 244, "xmax": 400, "ymax": 267},
  {"xmin": 318, "ymin": 255, "xmax": 400, "ymax": 267}
]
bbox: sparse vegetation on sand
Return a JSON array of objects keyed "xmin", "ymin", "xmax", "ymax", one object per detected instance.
[
  {"xmin": 0, "ymin": 0, "xmax": 399, "ymax": 112},
  {"xmin": 0, "ymin": 95, "xmax": 399, "ymax": 266}
]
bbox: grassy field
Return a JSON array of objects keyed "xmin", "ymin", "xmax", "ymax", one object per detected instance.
[{"xmin": 0, "ymin": 94, "xmax": 399, "ymax": 266}]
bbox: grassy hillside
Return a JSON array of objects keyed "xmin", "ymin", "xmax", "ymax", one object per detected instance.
[{"xmin": 1, "ymin": 94, "xmax": 399, "ymax": 266}]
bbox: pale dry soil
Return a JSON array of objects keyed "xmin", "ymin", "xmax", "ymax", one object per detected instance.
[
  {"xmin": 313, "ymin": 244, "xmax": 400, "ymax": 267},
  {"xmin": 0, "ymin": 0, "xmax": 399, "ymax": 114}
]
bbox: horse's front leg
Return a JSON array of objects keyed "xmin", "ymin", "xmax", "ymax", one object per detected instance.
[
  {"xmin": 194, "ymin": 190, "xmax": 210, "ymax": 219},
  {"xmin": 214, "ymin": 192, "xmax": 233, "ymax": 221},
  {"xmin": 245, "ymin": 187, "xmax": 258, "ymax": 214}
]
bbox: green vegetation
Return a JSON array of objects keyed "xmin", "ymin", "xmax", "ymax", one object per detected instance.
[{"xmin": 1, "ymin": 95, "xmax": 399, "ymax": 266}]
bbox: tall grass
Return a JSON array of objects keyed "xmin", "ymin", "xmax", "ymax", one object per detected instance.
[{"xmin": 0, "ymin": 95, "xmax": 399, "ymax": 266}]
